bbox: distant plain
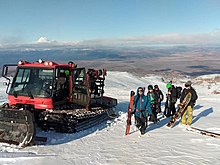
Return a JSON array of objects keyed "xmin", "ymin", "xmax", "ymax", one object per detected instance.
[{"xmin": 0, "ymin": 45, "xmax": 219, "ymax": 77}]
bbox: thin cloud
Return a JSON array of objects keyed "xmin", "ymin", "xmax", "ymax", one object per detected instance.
[
  {"xmin": 116, "ymin": 30, "xmax": 220, "ymax": 45},
  {"xmin": 1, "ymin": 30, "xmax": 220, "ymax": 49},
  {"xmin": 0, "ymin": 36, "xmax": 25, "ymax": 45},
  {"xmin": 80, "ymin": 29, "xmax": 220, "ymax": 46}
]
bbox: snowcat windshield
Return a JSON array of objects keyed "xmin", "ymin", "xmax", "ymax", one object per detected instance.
[{"xmin": 9, "ymin": 67, "xmax": 54, "ymax": 98}]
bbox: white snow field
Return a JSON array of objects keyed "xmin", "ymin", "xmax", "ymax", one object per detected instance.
[{"xmin": 0, "ymin": 71, "xmax": 220, "ymax": 165}]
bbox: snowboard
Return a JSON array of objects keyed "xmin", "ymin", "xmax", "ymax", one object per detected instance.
[
  {"xmin": 166, "ymin": 92, "xmax": 192, "ymax": 127},
  {"xmin": 186, "ymin": 127, "xmax": 220, "ymax": 139},
  {"xmin": 125, "ymin": 91, "xmax": 135, "ymax": 135}
]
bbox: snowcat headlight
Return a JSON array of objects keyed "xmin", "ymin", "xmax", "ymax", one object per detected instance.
[
  {"xmin": 38, "ymin": 59, "xmax": 43, "ymax": 63},
  {"xmin": 44, "ymin": 61, "xmax": 49, "ymax": 66},
  {"xmin": 18, "ymin": 60, "xmax": 24, "ymax": 65},
  {"xmin": 49, "ymin": 62, "xmax": 53, "ymax": 66}
]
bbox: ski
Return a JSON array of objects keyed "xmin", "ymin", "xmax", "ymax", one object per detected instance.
[
  {"xmin": 166, "ymin": 92, "xmax": 192, "ymax": 127},
  {"xmin": 186, "ymin": 127, "xmax": 220, "ymax": 139},
  {"xmin": 125, "ymin": 91, "xmax": 135, "ymax": 135}
]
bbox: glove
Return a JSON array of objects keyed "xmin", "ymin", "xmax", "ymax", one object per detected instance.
[
  {"xmin": 131, "ymin": 108, "xmax": 136, "ymax": 114},
  {"xmin": 178, "ymin": 103, "xmax": 183, "ymax": 108}
]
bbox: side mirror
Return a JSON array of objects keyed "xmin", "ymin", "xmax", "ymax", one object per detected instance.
[{"xmin": 2, "ymin": 65, "xmax": 8, "ymax": 77}]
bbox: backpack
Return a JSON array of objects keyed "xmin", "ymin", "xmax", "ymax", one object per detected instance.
[{"xmin": 176, "ymin": 86, "xmax": 182, "ymax": 99}]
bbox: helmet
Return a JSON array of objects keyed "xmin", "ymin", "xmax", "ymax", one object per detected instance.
[
  {"xmin": 154, "ymin": 85, "xmax": 158, "ymax": 89},
  {"xmin": 185, "ymin": 81, "xmax": 192, "ymax": 87},
  {"xmin": 166, "ymin": 83, "xmax": 172, "ymax": 89},
  {"xmin": 148, "ymin": 85, "xmax": 153, "ymax": 90}
]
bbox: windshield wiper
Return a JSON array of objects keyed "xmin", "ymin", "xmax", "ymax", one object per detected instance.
[{"xmin": 13, "ymin": 91, "xmax": 18, "ymax": 98}]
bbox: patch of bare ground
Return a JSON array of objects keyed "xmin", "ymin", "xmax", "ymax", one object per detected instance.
[{"xmin": 75, "ymin": 50, "xmax": 220, "ymax": 78}]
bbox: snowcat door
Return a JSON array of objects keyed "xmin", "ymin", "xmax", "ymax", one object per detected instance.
[
  {"xmin": 53, "ymin": 67, "xmax": 70, "ymax": 105},
  {"xmin": 2, "ymin": 64, "xmax": 17, "ymax": 93},
  {"xmin": 72, "ymin": 68, "xmax": 89, "ymax": 107}
]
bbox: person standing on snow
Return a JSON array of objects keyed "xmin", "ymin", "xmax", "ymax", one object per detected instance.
[
  {"xmin": 147, "ymin": 85, "xmax": 158, "ymax": 123},
  {"xmin": 154, "ymin": 85, "xmax": 164, "ymax": 113},
  {"xmin": 133, "ymin": 87, "xmax": 152, "ymax": 135},
  {"xmin": 180, "ymin": 81, "xmax": 198, "ymax": 125},
  {"xmin": 165, "ymin": 82, "xmax": 177, "ymax": 117}
]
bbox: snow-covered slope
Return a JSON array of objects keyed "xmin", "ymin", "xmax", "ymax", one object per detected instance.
[{"xmin": 0, "ymin": 72, "xmax": 220, "ymax": 165}]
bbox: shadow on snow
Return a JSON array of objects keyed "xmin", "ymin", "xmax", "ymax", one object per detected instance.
[
  {"xmin": 37, "ymin": 119, "xmax": 114, "ymax": 146},
  {"xmin": 192, "ymin": 107, "xmax": 213, "ymax": 125},
  {"xmin": 37, "ymin": 102, "xmax": 212, "ymax": 146},
  {"xmin": 170, "ymin": 105, "xmax": 212, "ymax": 127}
]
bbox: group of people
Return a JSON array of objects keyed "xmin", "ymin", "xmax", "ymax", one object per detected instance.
[
  {"xmin": 132, "ymin": 85, "xmax": 164, "ymax": 134},
  {"xmin": 131, "ymin": 80, "xmax": 198, "ymax": 135}
]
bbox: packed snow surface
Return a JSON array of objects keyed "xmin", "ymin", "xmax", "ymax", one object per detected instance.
[{"xmin": 0, "ymin": 71, "xmax": 220, "ymax": 165}]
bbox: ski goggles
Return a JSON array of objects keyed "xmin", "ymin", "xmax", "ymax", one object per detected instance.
[{"xmin": 138, "ymin": 89, "xmax": 143, "ymax": 92}]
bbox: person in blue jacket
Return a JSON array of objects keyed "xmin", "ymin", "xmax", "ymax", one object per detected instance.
[{"xmin": 133, "ymin": 87, "xmax": 152, "ymax": 135}]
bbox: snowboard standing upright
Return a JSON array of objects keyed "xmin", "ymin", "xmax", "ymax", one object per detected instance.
[
  {"xmin": 167, "ymin": 92, "xmax": 192, "ymax": 127},
  {"xmin": 125, "ymin": 91, "xmax": 135, "ymax": 135}
]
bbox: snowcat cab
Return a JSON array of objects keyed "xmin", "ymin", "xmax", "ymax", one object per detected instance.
[{"xmin": 0, "ymin": 60, "xmax": 117, "ymax": 146}]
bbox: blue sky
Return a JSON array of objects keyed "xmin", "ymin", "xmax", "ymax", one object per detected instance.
[{"xmin": 1, "ymin": 0, "xmax": 220, "ymax": 44}]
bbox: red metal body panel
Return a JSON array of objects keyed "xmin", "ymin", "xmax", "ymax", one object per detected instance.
[
  {"xmin": 6, "ymin": 60, "xmax": 76, "ymax": 109},
  {"xmin": 8, "ymin": 95, "xmax": 53, "ymax": 109}
]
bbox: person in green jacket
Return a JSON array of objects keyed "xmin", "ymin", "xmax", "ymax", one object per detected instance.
[{"xmin": 147, "ymin": 85, "xmax": 158, "ymax": 123}]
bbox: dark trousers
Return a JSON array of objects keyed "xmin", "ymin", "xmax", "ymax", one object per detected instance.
[
  {"xmin": 168, "ymin": 102, "xmax": 176, "ymax": 116},
  {"xmin": 157, "ymin": 101, "xmax": 162, "ymax": 113},
  {"xmin": 135, "ymin": 116, "xmax": 147, "ymax": 134},
  {"xmin": 152, "ymin": 105, "xmax": 157, "ymax": 120},
  {"xmin": 149, "ymin": 105, "xmax": 158, "ymax": 123}
]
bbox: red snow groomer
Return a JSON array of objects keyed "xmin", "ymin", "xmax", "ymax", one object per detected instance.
[{"xmin": 0, "ymin": 59, "xmax": 117, "ymax": 146}]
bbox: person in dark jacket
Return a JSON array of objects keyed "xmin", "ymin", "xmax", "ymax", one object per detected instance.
[
  {"xmin": 147, "ymin": 85, "xmax": 158, "ymax": 123},
  {"xmin": 133, "ymin": 87, "xmax": 152, "ymax": 134},
  {"xmin": 180, "ymin": 81, "xmax": 198, "ymax": 125},
  {"xmin": 154, "ymin": 85, "xmax": 164, "ymax": 113},
  {"xmin": 165, "ymin": 83, "xmax": 177, "ymax": 117}
]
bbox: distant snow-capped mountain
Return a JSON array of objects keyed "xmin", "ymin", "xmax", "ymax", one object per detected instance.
[{"xmin": 37, "ymin": 37, "xmax": 56, "ymax": 44}]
